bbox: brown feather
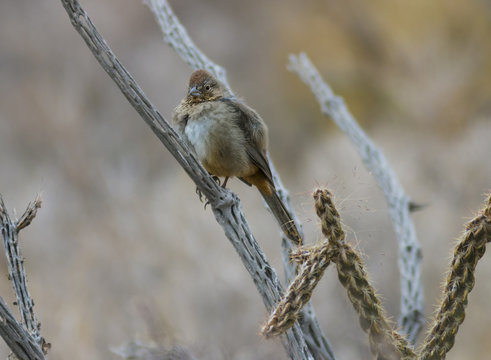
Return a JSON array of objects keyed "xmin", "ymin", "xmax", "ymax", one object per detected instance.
[{"xmin": 188, "ymin": 69, "xmax": 213, "ymax": 87}]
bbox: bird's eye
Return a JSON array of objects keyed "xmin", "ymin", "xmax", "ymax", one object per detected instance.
[{"xmin": 205, "ymin": 85, "xmax": 211, "ymax": 91}]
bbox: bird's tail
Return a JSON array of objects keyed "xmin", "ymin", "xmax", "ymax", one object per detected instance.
[{"xmin": 260, "ymin": 190, "xmax": 302, "ymax": 246}]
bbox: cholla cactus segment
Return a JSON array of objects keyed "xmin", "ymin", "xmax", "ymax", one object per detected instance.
[
  {"xmin": 262, "ymin": 189, "xmax": 344, "ymax": 338},
  {"xmin": 336, "ymin": 242, "xmax": 416, "ymax": 359},
  {"xmin": 419, "ymin": 194, "xmax": 491, "ymax": 360}
]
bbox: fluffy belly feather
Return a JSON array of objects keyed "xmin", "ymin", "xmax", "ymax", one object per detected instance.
[
  {"xmin": 184, "ymin": 116, "xmax": 252, "ymax": 178},
  {"xmin": 184, "ymin": 117, "xmax": 213, "ymax": 161}
]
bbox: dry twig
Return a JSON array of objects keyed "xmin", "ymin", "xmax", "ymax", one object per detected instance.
[
  {"xmin": 0, "ymin": 296, "xmax": 45, "ymax": 360},
  {"xmin": 0, "ymin": 194, "xmax": 47, "ymax": 359}
]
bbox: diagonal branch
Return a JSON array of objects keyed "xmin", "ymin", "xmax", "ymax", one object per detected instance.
[
  {"xmin": 0, "ymin": 296, "xmax": 45, "ymax": 360},
  {"xmin": 288, "ymin": 53, "xmax": 424, "ymax": 343},
  {"xmin": 143, "ymin": 2, "xmax": 335, "ymax": 358},
  {"xmin": 142, "ymin": 0, "xmax": 228, "ymax": 88},
  {"xmin": 59, "ymin": 1, "xmax": 316, "ymax": 359}
]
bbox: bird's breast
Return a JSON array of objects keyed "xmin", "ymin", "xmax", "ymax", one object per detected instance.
[
  {"xmin": 182, "ymin": 102, "xmax": 253, "ymax": 178},
  {"xmin": 184, "ymin": 116, "xmax": 214, "ymax": 161}
]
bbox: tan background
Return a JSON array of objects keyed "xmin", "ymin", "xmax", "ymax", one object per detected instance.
[{"xmin": 0, "ymin": 0, "xmax": 490, "ymax": 359}]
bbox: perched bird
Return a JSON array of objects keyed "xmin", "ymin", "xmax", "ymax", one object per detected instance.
[{"xmin": 173, "ymin": 69, "xmax": 301, "ymax": 245}]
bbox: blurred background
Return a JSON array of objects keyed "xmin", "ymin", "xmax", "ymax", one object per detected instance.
[{"xmin": 0, "ymin": 0, "xmax": 490, "ymax": 359}]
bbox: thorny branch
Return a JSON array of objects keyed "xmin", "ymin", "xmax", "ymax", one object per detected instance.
[
  {"xmin": 288, "ymin": 53, "xmax": 424, "ymax": 343},
  {"xmin": 60, "ymin": 0, "xmax": 319, "ymax": 359},
  {"xmin": 419, "ymin": 194, "xmax": 491, "ymax": 359},
  {"xmin": 262, "ymin": 188, "xmax": 418, "ymax": 360},
  {"xmin": 0, "ymin": 194, "xmax": 47, "ymax": 360},
  {"xmin": 264, "ymin": 189, "xmax": 491, "ymax": 360}
]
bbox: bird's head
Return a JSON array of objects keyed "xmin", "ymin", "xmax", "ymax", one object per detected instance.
[{"xmin": 186, "ymin": 69, "xmax": 230, "ymax": 103}]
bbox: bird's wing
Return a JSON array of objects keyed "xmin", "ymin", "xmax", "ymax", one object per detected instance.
[
  {"xmin": 172, "ymin": 101, "xmax": 190, "ymax": 134},
  {"xmin": 245, "ymin": 144, "xmax": 274, "ymax": 187},
  {"xmin": 172, "ymin": 102, "xmax": 199, "ymax": 155},
  {"xmin": 219, "ymin": 98, "xmax": 274, "ymax": 186},
  {"xmin": 176, "ymin": 114, "xmax": 189, "ymax": 134}
]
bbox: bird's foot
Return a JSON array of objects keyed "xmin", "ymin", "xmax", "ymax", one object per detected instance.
[
  {"xmin": 195, "ymin": 176, "xmax": 227, "ymax": 209},
  {"xmin": 221, "ymin": 176, "xmax": 229, "ymax": 189},
  {"xmin": 211, "ymin": 175, "xmax": 221, "ymax": 186},
  {"xmin": 195, "ymin": 187, "xmax": 211, "ymax": 209},
  {"xmin": 195, "ymin": 186, "xmax": 205, "ymax": 203}
]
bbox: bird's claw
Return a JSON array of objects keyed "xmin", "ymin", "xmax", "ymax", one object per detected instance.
[
  {"xmin": 211, "ymin": 175, "xmax": 221, "ymax": 186},
  {"xmin": 196, "ymin": 175, "xmax": 224, "ymax": 209},
  {"xmin": 196, "ymin": 186, "xmax": 205, "ymax": 203},
  {"xmin": 196, "ymin": 186, "xmax": 211, "ymax": 209}
]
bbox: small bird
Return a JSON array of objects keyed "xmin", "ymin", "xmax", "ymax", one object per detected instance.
[{"xmin": 173, "ymin": 69, "xmax": 301, "ymax": 245}]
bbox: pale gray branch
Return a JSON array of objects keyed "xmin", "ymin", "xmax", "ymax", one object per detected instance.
[
  {"xmin": 0, "ymin": 297, "xmax": 45, "ymax": 360},
  {"xmin": 59, "ymin": 1, "xmax": 316, "ymax": 359},
  {"xmin": 0, "ymin": 195, "xmax": 46, "ymax": 360},
  {"xmin": 288, "ymin": 52, "xmax": 424, "ymax": 343},
  {"xmin": 143, "ymin": 0, "xmax": 228, "ymax": 88},
  {"xmin": 0, "ymin": 196, "xmax": 43, "ymax": 343},
  {"xmin": 144, "ymin": 1, "xmax": 335, "ymax": 358}
]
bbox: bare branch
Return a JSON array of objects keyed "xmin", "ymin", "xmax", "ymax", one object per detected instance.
[
  {"xmin": 288, "ymin": 53, "xmax": 424, "ymax": 343},
  {"xmin": 143, "ymin": 0, "xmax": 228, "ymax": 87},
  {"xmin": 0, "ymin": 195, "xmax": 47, "ymax": 359},
  {"xmin": 143, "ymin": 2, "xmax": 334, "ymax": 358},
  {"xmin": 0, "ymin": 195, "xmax": 43, "ymax": 344},
  {"xmin": 16, "ymin": 195, "xmax": 41, "ymax": 231},
  {"xmin": 59, "ymin": 1, "xmax": 316, "ymax": 358},
  {"xmin": 0, "ymin": 296, "xmax": 45, "ymax": 360}
]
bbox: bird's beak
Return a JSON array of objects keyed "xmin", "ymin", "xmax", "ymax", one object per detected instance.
[{"xmin": 189, "ymin": 86, "xmax": 201, "ymax": 98}]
